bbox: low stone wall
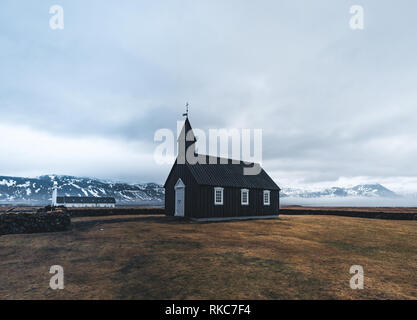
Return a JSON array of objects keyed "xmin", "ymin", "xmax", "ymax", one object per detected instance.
[
  {"xmin": 0, "ymin": 212, "xmax": 71, "ymax": 236},
  {"xmin": 66, "ymin": 207, "xmax": 165, "ymax": 218},
  {"xmin": 279, "ymin": 209, "xmax": 417, "ymax": 220}
]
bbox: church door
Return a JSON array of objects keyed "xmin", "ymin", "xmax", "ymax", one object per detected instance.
[{"xmin": 174, "ymin": 178, "xmax": 185, "ymax": 217}]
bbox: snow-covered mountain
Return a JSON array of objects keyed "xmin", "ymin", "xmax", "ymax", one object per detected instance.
[
  {"xmin": 0, "ymin": 175, "xmax": 164, "ymax": 205},
  {"xmin": 281, "ymin": 184, "xmax": 399, "ymax": 198},
  {"xmin": 0, "ymin": 175, "xmax": 403, "ymax": 206}
]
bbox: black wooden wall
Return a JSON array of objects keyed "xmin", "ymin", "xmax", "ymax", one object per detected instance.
[
  {"xmin": 164, "ymin": 163, "xmax": 201, "ymax": 217},
  {"xmin": 192, "ymin": 186, "xmax": 279, "ymax": 219}
]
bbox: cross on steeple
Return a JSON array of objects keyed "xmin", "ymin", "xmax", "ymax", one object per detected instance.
[{"xmin": 183, "ymin": 102, "xmax": 189, "ymax": 118}]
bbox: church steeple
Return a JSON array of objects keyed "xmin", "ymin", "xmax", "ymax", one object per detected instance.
[
  {"xmin": 51, "ymin": 181, "xmax": 58, "ymax": 207},
  {"xmin": 177, "ymin": 103, "xmax": 197, "ymax": 163}
]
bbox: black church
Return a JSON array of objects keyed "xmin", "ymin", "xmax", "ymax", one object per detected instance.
[{"xmin": 164, "ymin": 115, "xmax": 281, "ymax": 220}]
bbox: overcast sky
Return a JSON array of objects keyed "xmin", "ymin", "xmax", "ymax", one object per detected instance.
[{"xmin": 1, "ymin": 1, "xmax": 417, "ymax": 193}]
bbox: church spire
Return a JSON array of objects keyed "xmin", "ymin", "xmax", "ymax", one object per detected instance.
[{"xmin": 177, "ymin": 104, "xmax": 197, "ymax": 163}]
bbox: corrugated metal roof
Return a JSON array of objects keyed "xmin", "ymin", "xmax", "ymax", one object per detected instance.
[
  {"xmin": 186, "ymin": 155, "xmax": 280, "ymax": 190},
  {"xmin": 56, "ymin": 197, "xmax": 116, "ymax": 204}
]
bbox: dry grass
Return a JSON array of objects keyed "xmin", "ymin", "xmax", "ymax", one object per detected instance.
[
  {"xmin": 283, "ymin": 206, "xmax": 417, "ymax": 214},
  {"xmin": 0, "ymin": 214, "xmax": 416, "ymax": 300}
]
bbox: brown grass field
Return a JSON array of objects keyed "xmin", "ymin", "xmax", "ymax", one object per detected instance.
[
  {"xmin": 282, "ymin": 205, "xmax": 417, "ymax": 214},
  {"xmin": 0, "ymin": 213, "xmax": 416, "ymax": 300}
]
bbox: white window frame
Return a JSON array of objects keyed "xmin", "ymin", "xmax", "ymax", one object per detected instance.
[
  {"xmin": 241, "ymin": 189, "xmax": 249, "ymax": 206},
  {"xmin": 263, "ymin": 190, "xmax": 271, "ymax": 206},
  {"xmin": 214, "ymin": 187, "xmax": 224, "ymax": 205}
]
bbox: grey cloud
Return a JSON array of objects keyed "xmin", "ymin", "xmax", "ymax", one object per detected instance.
[{"xmin": 0, "ymin": 0, "xmax": 417, "ymax": 189}]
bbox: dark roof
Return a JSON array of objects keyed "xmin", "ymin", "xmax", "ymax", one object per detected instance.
[
  {"xmin": 56, "ymin": 197, "xmax": 116, "ymax": 204},
  {"xmin": 185, "ymin": 155, "xmax": 280, "ymax": 190}
]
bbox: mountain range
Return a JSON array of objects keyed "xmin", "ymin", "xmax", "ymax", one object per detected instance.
[
  {"xmin": 0, "ymin": 175, "xmax": 165, "ymax": 206},
  {"xmin": 281, "ymin": 184, "xmax": 400, "ymax": 198},
  {"xmin": 0, "ymin": 175, "xmax": 406, "ymax": 206}
]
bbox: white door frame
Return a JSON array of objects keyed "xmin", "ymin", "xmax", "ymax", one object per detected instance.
[{"xmin": 174, "ymin": 178, "xmax": 185, "ymax": 217}]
